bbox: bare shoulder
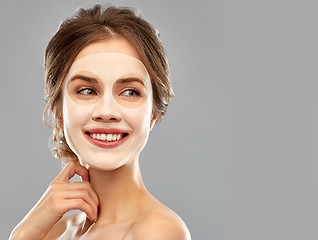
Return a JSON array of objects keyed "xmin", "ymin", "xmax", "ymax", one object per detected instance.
[
  {"xmin": 127, "ymin": 206, "xmax": 191, "ymax": 240},
  {"xmin": 43, "ymin": 213, "xmax": 84, "ymax": 240}
]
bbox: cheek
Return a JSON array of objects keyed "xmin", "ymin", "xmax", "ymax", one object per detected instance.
[
  {"xmin": 63, "ymin": 97, "xmax": 92, "ymax": 131},
  {"xmin": 121, "ymin": 101, "xmax": 152, "ymax": 134}
]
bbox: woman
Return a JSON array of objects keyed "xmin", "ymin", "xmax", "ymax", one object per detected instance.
[{"xmin": 10, "ymin": 4, "xmax": 191, "ymax": 240}]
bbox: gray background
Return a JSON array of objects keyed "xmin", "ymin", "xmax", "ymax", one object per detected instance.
[{"xmin": 1, "ymin": 0, "xmax": 318, "ymax": 239}]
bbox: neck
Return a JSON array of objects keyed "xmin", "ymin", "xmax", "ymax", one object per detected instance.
[{"xmin": 87, "ymin": 157, "xmax": 148, "ymax": 224}]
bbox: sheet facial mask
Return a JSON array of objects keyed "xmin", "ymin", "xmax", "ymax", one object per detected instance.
[{"xmin": 62, "ymin": 52, "xmax": 153, "ymax": 170}]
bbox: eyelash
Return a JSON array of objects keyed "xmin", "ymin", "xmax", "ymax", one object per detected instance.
[
  {"xmin": 75, "ymin": 87, "xmax": 140, "ymax": 97},
  {"xmin": 77, "ymin": 87, "xmax": 97, "ymax": 96},
  {"xmin": 121, "ymin": 88, "xmax": 141, "ymax": 97}
]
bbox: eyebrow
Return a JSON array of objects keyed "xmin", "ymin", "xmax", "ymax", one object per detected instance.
[
  {"xmin": 70, "ymin": 74, "xmax": 98, "ymax": 83},
  {"xmin": 117, "ymin": 77, "xmax": 145, "ymax": 86}
]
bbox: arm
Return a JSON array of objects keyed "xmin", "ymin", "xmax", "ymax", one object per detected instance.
[{"xmin": 9, "ymin": 162, "xmax": 99, "ymax": 240}]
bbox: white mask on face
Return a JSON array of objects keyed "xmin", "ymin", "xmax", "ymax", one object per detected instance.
[{"xmin": 62, "ymin": 52, "xmax": 153, "ymax": 170}]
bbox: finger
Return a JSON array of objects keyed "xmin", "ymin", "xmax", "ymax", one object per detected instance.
[
  {"xmin": 61, "ymin": 190, "xmax": 98, "ymax": 217},
  {"xmin": 49, "ymin": 181, "xmax": 99, "ymax": 207},
  {"xmin": 54, "ymin": 161, "xmax": 90, "ymax": 183},
  {"xmin": 61, "ymin": 199, "xmax": 97, "ymax": 222},
  {"xmin": 68, "ymin": 182, "xmax": 99, "ymax": 206}
]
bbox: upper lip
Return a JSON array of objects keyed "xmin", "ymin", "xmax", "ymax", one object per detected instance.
[{"xmin": 83, "ymin": 127, "xmax": 130, "ymax": 135}]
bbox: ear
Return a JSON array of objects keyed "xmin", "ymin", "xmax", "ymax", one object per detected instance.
[
  {"xmin": 51, "ymin": 106, "xmax": 64, "ymax": 130},
  {"xmin": 150, "ymin": 113, "xmax": 157, "ymax": 131}
]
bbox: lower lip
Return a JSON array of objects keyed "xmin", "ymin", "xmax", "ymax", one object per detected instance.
[{"xmin": 84, "ymin": 133, "xmax": 129, "ymax": 149}]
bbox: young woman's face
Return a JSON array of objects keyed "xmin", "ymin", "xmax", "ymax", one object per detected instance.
[{"xmin": 61, "ymin": 39, "xmax": 156, "ymax": 170}]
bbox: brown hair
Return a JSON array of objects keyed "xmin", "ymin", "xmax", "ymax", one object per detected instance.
[{"xmin": 43, "ymin": 4, "xmax": 174, "ymax": 161}]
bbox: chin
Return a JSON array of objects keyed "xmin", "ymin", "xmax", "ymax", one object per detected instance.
[{"xmin": 79, "ymin": 155, "xmax": 136, "ymax": 171}]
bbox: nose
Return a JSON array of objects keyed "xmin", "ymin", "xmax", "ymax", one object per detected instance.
[
  {"xmin": 92, "ymin": 114, "xmax": 121, "ymax": 123},
  {"xmin": 92, "ymin": 93, "xmax": 121, "ymax": 123}
]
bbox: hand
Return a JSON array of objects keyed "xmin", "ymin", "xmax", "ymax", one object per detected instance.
[{"xmin": 10, "ymin": 161, "xmax": 99, "ymax": 240}]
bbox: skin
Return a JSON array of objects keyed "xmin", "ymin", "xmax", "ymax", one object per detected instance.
[
  {"xmin": 63, "ymin": 52, "xmax": 153, "ymax": 171},
  {"xmin": 10, "ymin": 39, "xmax": 191, "ymax": 240}
]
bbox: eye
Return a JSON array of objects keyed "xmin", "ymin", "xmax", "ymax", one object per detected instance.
[
  {"xmin": 121, "ymin": 89, "xmax": 140, "ymax": 97},
  {"xmin": 77, "ymin": 87, "xmax": 97, "ymax": 96}
]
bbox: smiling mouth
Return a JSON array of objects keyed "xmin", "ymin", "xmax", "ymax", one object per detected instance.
[
  {"xmin": 86, "ymin": 132, "xmax": 128, "ymax": 142},
  {"xmin": 83, "ymin": 128, "xmax": 130, "ymax": 148}
]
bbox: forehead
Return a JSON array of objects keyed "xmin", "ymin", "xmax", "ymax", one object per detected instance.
[
  {"xmin": 74, "ymin": 38, "xmax": 141, "ymax": 61},
  {"xmin": 66, "ymin": 52, "xmax": 149, "ymax": 82}
]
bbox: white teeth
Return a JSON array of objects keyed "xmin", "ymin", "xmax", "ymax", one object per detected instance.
[
  {"xmin": 90, "ymin": 132, "xmax": 124, "ymax": 142},
  {"xmin": 101, "ymin": 133, "xmax": 106, "ymax": 141},
  {"xmin": 106, "ymin": 134, "xmax": 112, "ymax": 141}
]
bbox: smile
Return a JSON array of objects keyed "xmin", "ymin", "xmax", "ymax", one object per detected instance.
[
  {"xmin": 90, "ymin": 133, "xmax": 124, "ymax": 142},
  {"xmin": 83, "ymin": 128, "xmax": 130, "ymax": 149}
]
